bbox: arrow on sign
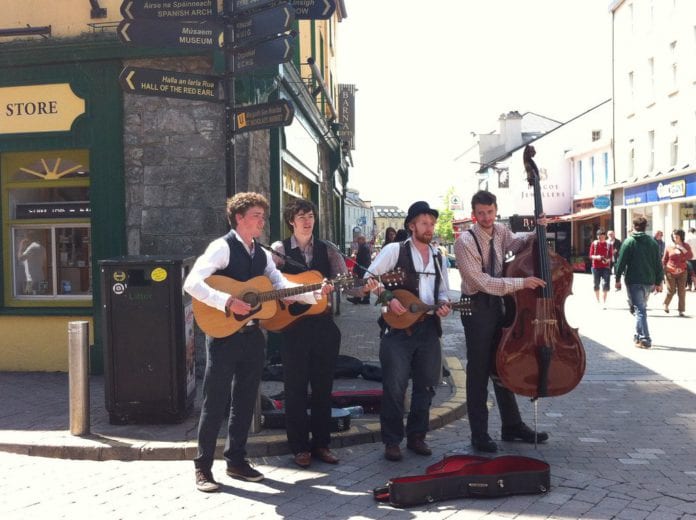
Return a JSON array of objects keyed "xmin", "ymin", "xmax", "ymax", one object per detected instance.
[
  {"xmin": 119, "ymin": 67, "xmax": 222, "ymax": 102},
  {"xmin": 291, "ymin": 0, "xmax": 336, "ymax": 20},
  {"xmin": 121, "ymin": 0, "xmax": 217, "ymax": 20},
  {"xmin": 234, "ymin": 100, "xmax": 294, "ymax": 133},
  {"xmin": 231, "ymin": 35, "xmax": 294, "ymax": 73},
  {"xmin": 233, "ymin": 3, "xmax": 295, "ymax": 46},
  {"xmin": 118, "ymin": 19, "xmax": 224, "ymax": 49}
]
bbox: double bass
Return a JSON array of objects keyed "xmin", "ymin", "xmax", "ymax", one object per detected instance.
[{"xmin": 495, "ymin": 145, "xmax": 585, "ymax": 398}]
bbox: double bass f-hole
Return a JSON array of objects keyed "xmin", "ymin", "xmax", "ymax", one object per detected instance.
[{"xmin": 495, "ymin": 145, "xmax": 586, "ymax": 399}]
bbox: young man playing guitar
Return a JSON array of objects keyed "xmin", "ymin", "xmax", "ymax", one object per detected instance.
[
  {"xmin": 271, "ymin": 199, "xmax": 373, "ymax": 468},
  {"xmin": 184, "ymin": 192, "xmax": 326, "ymax": 492},
  {"xmin": 364, "ymin": 201, "xmax": 451, "ymax": 462}
]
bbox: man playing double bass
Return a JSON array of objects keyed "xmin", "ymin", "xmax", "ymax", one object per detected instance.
[{"xmin": 454, "ymin": 190, "xmax": 548, "ymax": 453}]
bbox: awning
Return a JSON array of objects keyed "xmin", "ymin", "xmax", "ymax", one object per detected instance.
[{"xmin": 556, "ymin": 207, "xmax": 610, "ymax": 222}]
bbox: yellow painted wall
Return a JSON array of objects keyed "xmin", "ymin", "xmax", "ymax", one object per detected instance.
[
  {"xmin": 0, "ymin": 316, "xmax": 94, "ymax": 372},
  {"xmin": 1, "ymin": 0, "xmax": 124, "ymax": 38}
]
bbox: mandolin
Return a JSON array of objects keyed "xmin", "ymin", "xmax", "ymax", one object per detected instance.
[
  {"xmin": 261, "ymin": 269, "xmax": 405, "ymax": 332},
  {"xmin": 382, "ymin": 289, "xmax": 473, "ymax": 330}
]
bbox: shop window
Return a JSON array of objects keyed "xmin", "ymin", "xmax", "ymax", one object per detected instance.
[{"xmin": 2, "ymin": 150, "xmax": 91, "ymax": 305}]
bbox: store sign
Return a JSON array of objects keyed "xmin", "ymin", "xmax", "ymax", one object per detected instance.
[
  {"xmin": 337, "ymin": 84, "xmax": 355, "ymax": 150},
  {"xmin": 623, "ymin": 174, "xmax": 696, "ymax": 206},
  {"xmin": 16, "ymin": 202, "xmax": 91, "ymax": 219},
  {"xmin": 592, "ymin": 195, "xmax": 611, "ymax": 209},
  {"xmin": 0, "ymin": 84, "xmax": 85, "ymax": 135}
]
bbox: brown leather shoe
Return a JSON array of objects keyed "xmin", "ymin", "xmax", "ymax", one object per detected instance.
[
  {"xmin": 384, "ymin": 444, "xmax": 402, "ymax": 461},
  {"xmin": 294, "ymin": 451, "xmax": 312, "ymax": 468},
  {"xmin": 406, "ymin": 434, "xmax": 432, "ymax": 456},
  {"xmin": 312, "ymin": 447, "xmax": 339, "ymax": 464}
]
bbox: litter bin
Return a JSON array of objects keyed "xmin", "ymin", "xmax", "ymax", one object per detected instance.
[{"xmin": 100, "ymin": 255, "xmax": 196, "ymax": 424}]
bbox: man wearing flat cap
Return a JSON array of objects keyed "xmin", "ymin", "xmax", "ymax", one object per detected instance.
[{"xmin": 362, "ymin": 200, "xmax": 451, "ymax": 461}]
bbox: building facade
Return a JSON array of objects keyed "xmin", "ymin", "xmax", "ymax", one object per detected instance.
[
  {"xmin": 610, "ymin": 0, "xmax": 696, "ymax": 239},
  {"xmin": 0, "ymin": 0, "xmax": 351, "ymax": 371}
]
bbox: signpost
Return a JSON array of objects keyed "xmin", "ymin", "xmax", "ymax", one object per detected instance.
[
  {"xmin": 119, "ymin": 67, "xmax": 222, "ymax": 102},
  {"xmin": 291, "ymin": 0, "xmax": 336, "ymax": 20},
  {"xmin": 120, "ymin": 0, "xmax": 217, "ymax": 20},
  {"xmin": 117, "ymin": 19, "xmax": 224, "ymax": 49},
  {"xmin": 234, "ymin": 100, "xmax": 294, "ymax": 133},
  {"xmin": 232, "ymin": 3, "xmax": 295, "ymax": 45},
  {"xmin": 231, "ymin": 34, "xmax": 294, "ymax": 73},
  {"xmin": 230, "ymin": 0, "xmax": 280, "ymax": 15}
]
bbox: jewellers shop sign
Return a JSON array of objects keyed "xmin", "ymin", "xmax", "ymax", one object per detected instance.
[
  {"xmin": 0, "ymin": 84, "xmax": 85, "ymax": 135},
  {"xmin": 623, "ymin": 173, "xmax": 696, "ymax": 206}
]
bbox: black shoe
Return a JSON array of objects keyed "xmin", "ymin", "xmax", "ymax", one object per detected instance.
[
  {"xmin": 195, "ymin": 469, "xmax": 220, "ymax": 493},
  {"xmin": 501, "ymin": 422, "xmax": 549, "ymax": 444},
  {"xmin": 472, "ymin": 434, "xmax": 498, "ymax": 453},
  {"xmin": 406, "ymin": 434, "xmax": 432, "ymax": 456},
  {"xmin": 384, "ymin": 444, "xmax": 402, "ymax": 461},
  {"xmin": 226, "ymin": 461, "xmax": 264, "ymax": 482}
]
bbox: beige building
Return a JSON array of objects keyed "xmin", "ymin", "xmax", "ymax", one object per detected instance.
[{"xmin": 610, "ymin": 0, "xmax": 696, "ymax": 237}]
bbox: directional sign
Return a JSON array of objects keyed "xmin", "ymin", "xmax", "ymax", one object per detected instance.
[
  {"xmin": 231, "ymin": 0, "xmax": 278, "ymax": 15},
  {"xmin": 118, "ymin": 19, "xmax": 224, "ymax": 49},
  {"xmin": 233, "ymin": 3, "xmax": 294, "ymax": 46},
  {"xmin": 291, "ymin": 0, "xmax": 336, "ymax": 20},
  {"xmin": 234, "ymin": 100, "xmax": 294, "ymax": 133},
  {"xmin": 119, "ymin": 67, "xmax": 222, "ymax": 102},
  {"xmin": 120, "ymin": 0, "xmax": 217, "ymax": 20},
  {"xmin": 231, "ymin": 35, "xmax": 294, "ymax": 73}
]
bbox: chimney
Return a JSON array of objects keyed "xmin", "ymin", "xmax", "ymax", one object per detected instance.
[{"xmin": 499, "ymin": 111, "xmax": 523, "ymax": 150}]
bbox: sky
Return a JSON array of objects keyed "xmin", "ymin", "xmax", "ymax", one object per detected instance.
[{"xmin": 337, "ymin": 0, "xmax": 613, "ymax": 211}]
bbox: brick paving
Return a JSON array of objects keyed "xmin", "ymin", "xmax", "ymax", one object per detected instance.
[{"xmin": 1, "ymin": 271, "xmax": 695, "ymax": 519}]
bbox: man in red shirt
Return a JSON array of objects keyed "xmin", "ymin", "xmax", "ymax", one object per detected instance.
[{"xmin": 589, "ymin": 229, "xmax": 613, "ymax": 308}]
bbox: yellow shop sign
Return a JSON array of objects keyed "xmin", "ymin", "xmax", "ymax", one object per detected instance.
[{"xmin": 0, "ymin": 84, "xmax": 85, "ymax": 135}]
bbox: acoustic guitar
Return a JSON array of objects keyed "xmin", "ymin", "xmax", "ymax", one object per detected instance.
[
  {"xmin": 261, "ymin": 269, "xmax": 405, "ymax": 332},
  {"xmin": 192, "ymin": 274, "xmax": 329, "ymax": 338},
  {"xmin": 382, "ymin": 289, "xmax": 473, "ymax": 330}
]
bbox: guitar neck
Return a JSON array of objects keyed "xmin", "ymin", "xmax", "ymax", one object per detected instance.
[{"xmin": 260, "ymin": 282, "xmax": 324, "ymax": 302}]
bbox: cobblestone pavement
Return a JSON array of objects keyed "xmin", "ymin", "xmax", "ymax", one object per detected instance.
[{"xmin": 1, "ymin": 272, "xmax": 695, "ymax": 519}]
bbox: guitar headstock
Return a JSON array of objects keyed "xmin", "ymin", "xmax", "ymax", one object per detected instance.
[
  {"xmin": 332, "ymin": 273, "xmax": 358, "ymax": 290},
  {"xmin": 379, "ymin": 268, "xmax": 405, "ymax": 288}
]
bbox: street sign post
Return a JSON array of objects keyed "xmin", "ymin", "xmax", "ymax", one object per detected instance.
[
  {"xmin": 234, "ymin": 100, "xmax": 294, "ymax": 133},
  {"xmin": 120, "ymin": 0, "xmax": 217, "ymax": 20},
  {"xmin": 291, "ymin": 0, "xmax": 336, "ymax": 20},
  {"xmin": 231, "ymin": 34, "xmax": 294, "ymax": 73},
  {"xmin": 118, "ymin": 19, "xmax": 224, "ymax": 49},
  {"xmin": 119, "ymin": 67, "xmax": 222, "ymax": 102},
  {"xmin": 230, "ymin": 0, "xmax": 279, "ymax": 15},
  {"xmin": 232, "ymin": 3, "xmax": 294, "ymax": 45}
]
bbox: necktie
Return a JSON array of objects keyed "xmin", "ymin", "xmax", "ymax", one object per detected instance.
[{"xmin": 488, "ymin": 238, "xmax": 497, "ymax": 277}]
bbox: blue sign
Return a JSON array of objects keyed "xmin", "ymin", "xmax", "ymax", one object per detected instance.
[
  {"xmin": 592, "ymin": 195, "xmax": 611, "ymax": 209},
  {"xmin": 624, "ymin": 173, "xmax": 696, "ymax": 206}
]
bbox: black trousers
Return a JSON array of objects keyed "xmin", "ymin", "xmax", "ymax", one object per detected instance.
[
  {"xmin": 281, "ymin": 315, "xmax": 341, "ymax": 454},
  {"xmin": 460, "ymin": 295, "xmax": 521, "ymax": 440}
]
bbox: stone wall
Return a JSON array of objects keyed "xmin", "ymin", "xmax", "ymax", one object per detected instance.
[{"xmin": 122, "ymin": 56, "xmax": 271, "ymax": 258}]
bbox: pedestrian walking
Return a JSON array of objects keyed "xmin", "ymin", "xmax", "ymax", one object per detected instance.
[
  {"xmin": 661, "ymin": 229, "xmax": 692, "ymax": 317},
  {"xmin": 589, "ymin": 229, "xmax": 612, "ymax": 308},
  {"xmin": 614, "ymin": 215, "xmax": 664, "ymax": 349}
]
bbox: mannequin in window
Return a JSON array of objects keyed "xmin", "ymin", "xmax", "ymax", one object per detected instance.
[{"xmin": 17, "ymin": 230, "xmax": 46, "ymax": 294}]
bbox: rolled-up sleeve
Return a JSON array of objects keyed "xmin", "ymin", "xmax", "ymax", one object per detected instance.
[{"xmin": 183, "ymin": 238, "xmax": 233, "ymax": 312}]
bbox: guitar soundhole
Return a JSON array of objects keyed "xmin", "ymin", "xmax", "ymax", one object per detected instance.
[{"xmin": 242, "ymin": 292, "xmax": 260, "ymax": 307}]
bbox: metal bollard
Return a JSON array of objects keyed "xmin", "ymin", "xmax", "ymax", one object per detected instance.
[
  {"xmin": 250, "ymin": 391, "xmax": 262, "ymax": 433},
  {"xmin": 68, "ymin": 321, "xmax": 90, "ymax": 436}
]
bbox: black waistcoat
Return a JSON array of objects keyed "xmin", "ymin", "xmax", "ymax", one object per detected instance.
[
  {"xmin": 281, "ymin": 238, "xmax": 331, "ymax": 278},
  {"xmin": 214, "ymin": 231, "xmax": 267, "ymax": 281}
]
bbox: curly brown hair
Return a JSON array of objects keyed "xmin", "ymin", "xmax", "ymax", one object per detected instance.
[{"xmin": 226, "ymin": 192, "xmax": 269, "ymax": 228}]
